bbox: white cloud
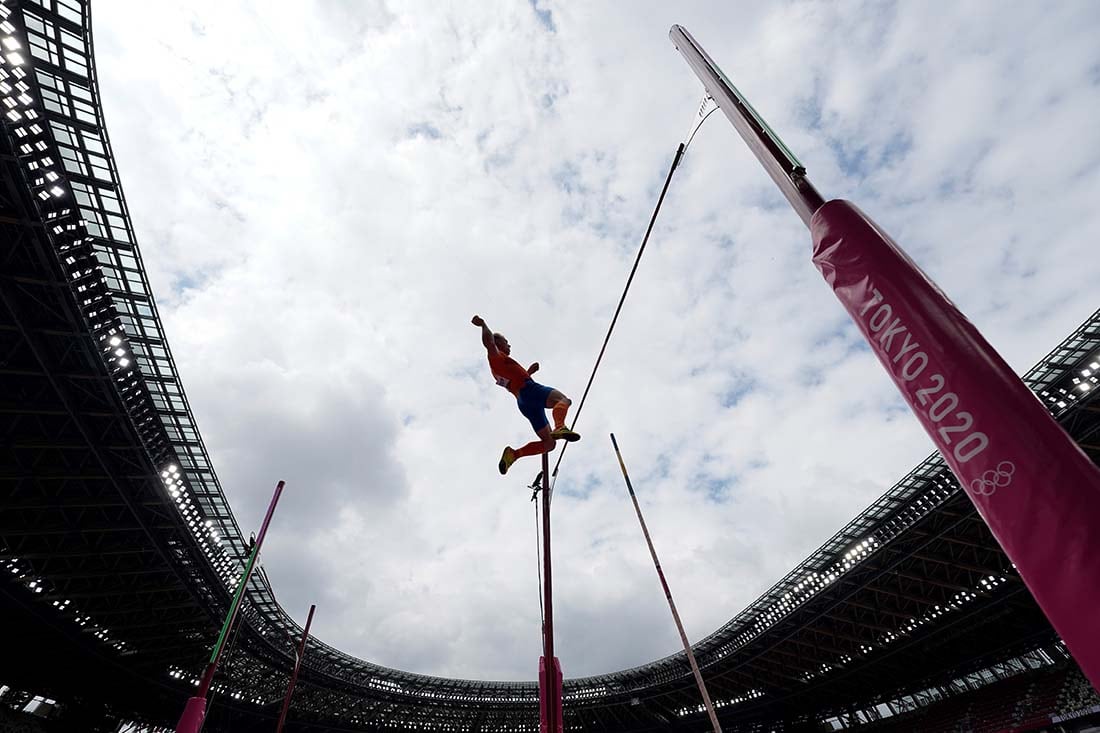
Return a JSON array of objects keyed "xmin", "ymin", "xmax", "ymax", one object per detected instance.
[{"xmin": 91, "ymin": 0, "xmax": 1100, "ymax": 680}]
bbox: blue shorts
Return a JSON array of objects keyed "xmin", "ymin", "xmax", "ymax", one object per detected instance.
[{"xmin": 516, "ymin": 380, "xmax": 554, "ymax": 432}]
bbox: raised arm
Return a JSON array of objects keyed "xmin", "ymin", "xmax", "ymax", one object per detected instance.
[{"xmin": 471, "ymin": 315, "xmax": 497, "ymax": 355}]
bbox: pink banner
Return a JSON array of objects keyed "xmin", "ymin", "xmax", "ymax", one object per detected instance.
[
  {"xmin": 539, "ymin": 656, "xmax": 563, "ymax": 733},
  {"xmin": 811, "ymin": 200, "xmax": 1100, "ymax": 688},
  {"xmin": 175, "ymin": 696, "xmax": 206, "ymax": 733}
]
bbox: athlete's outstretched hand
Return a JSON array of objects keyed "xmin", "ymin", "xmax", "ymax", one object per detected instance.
[
  {"xmin": 527, "ymin": 362, "xmax": 539, "ymax": 375},
  {"xmin": 471, "ymin": 315, "xmax": 485, "ymax": 327}
]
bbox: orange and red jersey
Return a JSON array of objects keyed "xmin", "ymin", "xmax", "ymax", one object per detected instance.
[{"xmin": 488, "ymin": 351, "xmax": 530, "ymax": 396}]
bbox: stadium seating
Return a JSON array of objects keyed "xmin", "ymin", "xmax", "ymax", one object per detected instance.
[
  {"xmin": 1058, "ymin": 668, "xmax": 1100, "ymax": 719},
  {"xmin": 863, "ymin": 665, "xmax": 1091, "ymax": 732},
  {"xmin": 0, "ymin": 707, "xmax": 48, "ymax": 733}
]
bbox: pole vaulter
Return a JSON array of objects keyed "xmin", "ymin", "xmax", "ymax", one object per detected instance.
[
  {"xmin": 470, "ymin": 84, "xmax": 724, "ymax": 730},
  {"xmin": 670, "ymin": 25, "xmax": 1100, "ymax": 688},
  {"xmin": 469, "ymin": 317, "xmax": 572, "ymax": 729},
  {"xmin": 176, "ymin": 480, "xmax": 287, "ymax": 733}
]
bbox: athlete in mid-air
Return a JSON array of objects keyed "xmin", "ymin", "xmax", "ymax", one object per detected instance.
[{"xmin": 471, "ymin": 315, "xmax": 580, "ymax": 475}]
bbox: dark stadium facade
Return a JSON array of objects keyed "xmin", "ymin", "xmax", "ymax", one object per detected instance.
[{"xmin": 1, "ymin": 1, "xmax": 1098, "ymax": 731}]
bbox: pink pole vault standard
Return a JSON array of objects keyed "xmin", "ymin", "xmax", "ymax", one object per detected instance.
[
  {"xmin": 176, "ymin": 480, "xmax": 287, "ymax": 733},
  {"xmin": 276, "ymin": 604, "xmax": 316, "ymax": 733},
  {"xmin": 670, "ymin": 25, "xmax": 1100, "ymax": 687},
  {"xmin": 538, "ymin": 453, "xmax": 563, "ymax": 733},
  {"xmin": 611, "ymin": 434, "xmax": 722, "ymax": 732}
]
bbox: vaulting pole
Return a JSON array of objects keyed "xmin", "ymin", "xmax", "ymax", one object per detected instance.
[
  {"xmin": 275, "ymin": 603, "xmax": 316, "ymax": 733},
  {"xmin": 176, "ymin": 480, "xmax": 286, "ymax": 733},
  {"xmin": 538, "ymin": 452, "xmax": 563, "ymax": 733},
  {"xmin": 610, "ymin": 434, "xmax": 722, "ymax": 732},
  {"xmin": 670, "ymin": 24, "xmax": 1100, "ymax": 687}
]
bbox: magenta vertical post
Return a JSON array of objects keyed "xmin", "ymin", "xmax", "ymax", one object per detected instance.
[
  {"xmin": 538, "ymin": 452, "xmax": 562, "ymax": 733},
  {"xmin": 809, "ymin": 203, "xmax": 1100, "ymax": 685},
  {"xmin": 670, "ymin": 24, "xmax": 1100, "ymax": 687},
  {"xmin": 275, "ymin": 604, "xmax": 316, "ymax": 733},
  {"xmin": 176, "ymin": 480, "xmax": 286, "ymax": 733}
]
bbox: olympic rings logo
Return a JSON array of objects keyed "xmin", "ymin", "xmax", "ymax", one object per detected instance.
[{"xmin": 969, "ymin": 461, "xmax": 1015, "ymax": 497}]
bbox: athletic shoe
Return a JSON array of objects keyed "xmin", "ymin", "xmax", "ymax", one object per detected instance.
[
  {"xmin": 550, "ymin": 426, "xmax": 581, "ymax": 442},
  {"xmin": 499, "ymin": 446, "xmax": 517, "ymax": 475}
]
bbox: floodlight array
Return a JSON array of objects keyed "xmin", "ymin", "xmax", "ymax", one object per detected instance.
[
  {"xmin": 166, "ymin": 667, "xmax": 265, "ymax": 707},
  {"xmin": 676, "ymin": 688, "xmax": 763, "ymax": 717},
  {"xmin": 801, "ymin": 571, "xmax": 1012, "ymax": 683},
  {"xmin": 3, "ymin": 553, "xmax": 127, "ymax": 652},
  {"xmin": 699, "ymin": 534, "xmax": 885, "ymax": 668},
  {"xmin": 0, "ymin": 0, "xmax": 249, "ymax": 665},
  {"xmin": 1071, "ymin": 359, "xmax": 1099, "ymax": 394},
  {"xmin": 687, "ymin": 471, "xmax": 962, "ymax": 681},
  {"xmin": 1038, "ymin": 349, "xmax": 1100, "ymax": 411},
  {"xmin": 158, "ymin": 464, "xmax": 241, "ymax": 590}
]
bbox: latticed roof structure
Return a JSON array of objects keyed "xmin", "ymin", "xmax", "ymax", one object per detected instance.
[{"xmin": 1, "ymin": 1, "xmax": 1098, "ymax": 731}]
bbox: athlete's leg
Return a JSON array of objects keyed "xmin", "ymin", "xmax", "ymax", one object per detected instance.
[
  {"xmin": 503, "ymin": 422, "xmax": 558, "ymax": 473},
  {"xmin": 516, "ymin": 425, "xmax": 555, "ymax": 457},
  {"xmin": 546, "ymin": 389, "xmax": 572, "ymax": 429},
  {"xmin": 500, "ymin": 427, "xmax": 555, "ymax": 474},
  {"xmin": 544, "ymin": 388, "xmax": 580, "ymax": 442},
  {"xmin": 501, "ymin": 383, "xmax": 572, "ymax": 475}
]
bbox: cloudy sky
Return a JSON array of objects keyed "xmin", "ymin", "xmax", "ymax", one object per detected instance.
[{"xmin": 90, "ymin": 1, "xmax": 1100, "ymax": 680}]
